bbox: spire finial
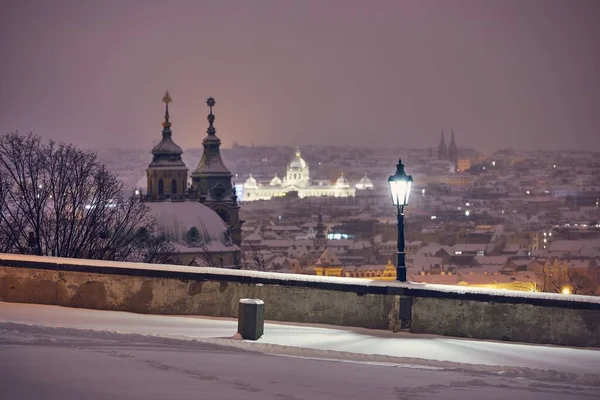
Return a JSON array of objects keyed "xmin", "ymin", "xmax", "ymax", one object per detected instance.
[
  {"xmin": 206, "ymin": 96, "xmax": 216, "ymax": 135},
  {"xmin": 162, "ymin": 91, "xmax": 172, "ymax": 105},
  {"xmin": 162, "ymin": 91, "xmax": 172, "ymax": 129}
]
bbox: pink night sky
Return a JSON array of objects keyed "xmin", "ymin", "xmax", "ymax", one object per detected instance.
[{"xmin": 1, "ymin": 0, "xmax": 599, "ymax": 153}]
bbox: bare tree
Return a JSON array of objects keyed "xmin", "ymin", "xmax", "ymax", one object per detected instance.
[
  {"xmin": 535, "ymin": 264, "xmax": 600, "ymax": 296},
  {"xmin": 563, "ymin": 271, "xmax": 600, "ymax": 296},
  {"xmin": 129, "ymin": 228, "xmax": 181, "ymax": 265},
  {"xmin": 235, "ymin": 243, "xmax": 267, "ymax": 271},
  {"xmin": 0, "ymin": 132, "xmax": 178, "ymax": 264},
  {"xmin": 193, "ymin": 239, "xmax": 221, "ymax": 268}
]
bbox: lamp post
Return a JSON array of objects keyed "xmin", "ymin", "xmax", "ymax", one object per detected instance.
[{"xmin": 388, "ymin": 159, "xmax": 413, "ymax": 282}]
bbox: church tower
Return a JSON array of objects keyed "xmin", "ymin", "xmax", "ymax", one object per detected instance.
[
  {"xmin": 313, "ymin": 213, "xmax": 327, "ymax": 253},
  {"xmin": 437, "ymin": 130, "xmax": 448, "ymax": 160},
  {"xmin": 448, "ymin": 129, "xmax": 458, "ymax": 169},
  {"xmin": 146, "ymin": 92, "xmax": 188, "ymax": 200},
  {"xmin": 191, "ymin": 97, "xmax": 243, "ymax": 246}
]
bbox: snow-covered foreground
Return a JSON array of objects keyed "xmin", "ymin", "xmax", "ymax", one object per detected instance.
[{"xmin": 1, "ymin": 302, "xmax": 600, "ymax": 399}]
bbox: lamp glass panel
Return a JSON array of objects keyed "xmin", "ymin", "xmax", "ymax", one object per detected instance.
[{"xmin": 389, "ymin": 180, "xmax": 409, "ymax": 206}]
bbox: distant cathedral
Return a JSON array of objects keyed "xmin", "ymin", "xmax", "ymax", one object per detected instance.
[
  {"xmin": 144, "ymin": 92, "xmax": 243, "ymax": 247},
  {"xmin": 437, "ymin": 129, "xmax": 459, "ymax": 170}
]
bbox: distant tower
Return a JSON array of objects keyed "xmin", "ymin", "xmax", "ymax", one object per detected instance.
[
  {"xmin": 438, "ymin": 130, "xmax": 448, "ymax": 160},
  {"xmin": 146, "ymin": 91, "xmax": 188, "ymax": 200},
  {"xmin": 448, "ymin": 129, "xmax": 458, "ymax": 169},
  {"xmin": 191, "ymin": 97, "xmax": 243, "ymax": 246},
  {"xmin": 313, "ymin": 213, "xmax": 327, "ymax": 253}
]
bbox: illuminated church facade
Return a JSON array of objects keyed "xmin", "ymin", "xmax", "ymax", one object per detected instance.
[{"xmin": 241, "ymin": 148, "xmax": 374, "ymax": 202}]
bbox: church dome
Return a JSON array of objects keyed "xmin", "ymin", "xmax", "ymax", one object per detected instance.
[
  {"xmin": 288, "ymin": 147, "xmax": 308, "ymax": 170},
  {"xmin": 151, "ymin": 138, "xmax": 183, "ymax": 156},
  {"xmin": 356, "ymin": 173, "xmax": 374, "ymax": 190},
  {"xmin": 270, "ymin": 174, "xmax": 282, "ymax": 186},
  {"xmin": 244, "ymin": 174, "xmax": 258, "ymax": 188},
  {"xmin": 146, "ymin": 201, "xmax": 238, "ymax": 252},
  {"xmin": 335, "ymin": 173, "xmax": 350, "ymax": 188}
]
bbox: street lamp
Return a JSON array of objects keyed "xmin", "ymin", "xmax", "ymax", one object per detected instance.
[{"xmin": 388, "ymin": 159, "xmax": 413, "ymax": 282}]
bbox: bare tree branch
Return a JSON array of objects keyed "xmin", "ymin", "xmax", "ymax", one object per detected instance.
[{"xmin": 0, "ymin": 132, "xmax": 178, "ymax": 264}]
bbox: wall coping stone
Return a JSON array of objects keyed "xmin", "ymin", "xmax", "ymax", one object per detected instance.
[{"xmin": 1, "ymin": 253, "xmax": 599, "ymax": 311}]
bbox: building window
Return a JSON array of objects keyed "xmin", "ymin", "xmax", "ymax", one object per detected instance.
[
  {"xmin": 171, "ymin": 179, "xmax": 177, "ymax": 194},
  {"xmin": 158, "ymin": 179, "xmax": 164, "ymax": 195}
]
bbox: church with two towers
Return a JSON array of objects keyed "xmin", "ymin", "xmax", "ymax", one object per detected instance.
[
  {"xmin": 143, "ymin": 92, "xmax": 243, "ymax": 265},
  {"xmin": 437, "ymin": 130, "xmax": 459, "ymax": 171}
]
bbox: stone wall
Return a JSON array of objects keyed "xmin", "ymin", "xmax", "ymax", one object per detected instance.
[{"xmin": 0, "ymin": 253, "xmax": 598, "ymax": 347}]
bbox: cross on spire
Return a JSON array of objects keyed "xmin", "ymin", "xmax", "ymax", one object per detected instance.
[
  {"xmin": 162, "ymin": 91, "xmax": 172, "ymax": 128},
  {"xmin": 206, "ymin": 96, "xmax": 216, "ymax": 135}
]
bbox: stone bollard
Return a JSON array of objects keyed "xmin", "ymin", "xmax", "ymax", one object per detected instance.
[{"xmin": 238, "ymin": 299, "xmax": 265, "ymax": 340}]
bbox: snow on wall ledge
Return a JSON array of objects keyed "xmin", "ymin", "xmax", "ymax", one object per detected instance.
[{"xmin": 0, "ymin": 253, "xmax": 599, "ymax": 347}]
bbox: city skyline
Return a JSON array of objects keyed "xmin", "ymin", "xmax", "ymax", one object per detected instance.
[{"xmin": 1, "ymin": 0, "xmax": 600, "ymax": 153}]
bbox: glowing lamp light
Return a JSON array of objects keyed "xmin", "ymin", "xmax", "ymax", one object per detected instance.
[
  {"xmin": 388, "ymin": 159, "xmax": 413, "ymax": 207},
  {"xmin": 465, "ymin": 210, "xmax": 470, "ymax": 216},
  {"xmin": 561, "ymin": 287, "xmax": 571, "ymax": 295}
]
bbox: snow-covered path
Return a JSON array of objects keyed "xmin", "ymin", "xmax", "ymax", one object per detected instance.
[
  {"xmin": 2, "ymin": 333, "xmax": 597, "ymax": 400},
  {"xmin": 2, "ymin": 302, "xmax": 600, "ymax": 400},
  {"xmin": 1, "ymin": 302, "xmax": 599, "ymax": 375}
]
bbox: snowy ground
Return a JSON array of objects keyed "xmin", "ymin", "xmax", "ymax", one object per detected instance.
[{"xmin": 1, "ymin": 302, "xmax": 599, "ymax": 399}]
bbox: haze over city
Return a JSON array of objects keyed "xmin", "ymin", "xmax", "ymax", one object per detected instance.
[
  {"xmin": 1, "ymin": 0, "xmax": 600, "ymax": 152},
  {"xmin": 3, "ymin": 2, "xmax": 600, "ymax": 399}
]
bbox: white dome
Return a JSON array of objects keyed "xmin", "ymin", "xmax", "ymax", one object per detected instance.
[
  {"xmin": 244, "ymin": 174, "xmax": 258, "ymax": 188},
  {"xmin": 146, "ymin": 201, "xmax": 237, "ymax": 252},
  {"xmin": 288, "ymin": 147, "xmax": 308, "ymax": 170},
  {"xmin": 356, "ymin": 173, "xmax": 374, "ymax": 190},
  {"xmin": 270, "ymin": 174, "xmax": 282, "ymax": 186},
  {"xmin": 335, "ymin": 173, "xmax": 350, "ymax": 188}
]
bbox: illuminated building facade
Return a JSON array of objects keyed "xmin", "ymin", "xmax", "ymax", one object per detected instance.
[{"xmin": 241, "ymin": 148, "xmax": 372, "ymax": 201}]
